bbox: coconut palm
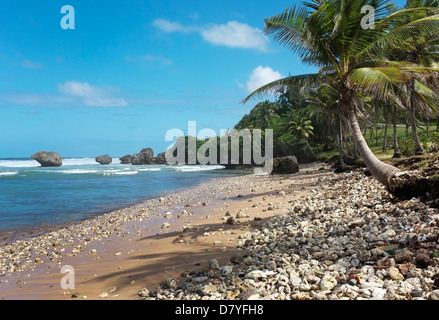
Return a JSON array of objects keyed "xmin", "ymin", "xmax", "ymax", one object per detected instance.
[
  {"xmin": 388, "ymin": 0, "xmax": 439, "ymax": 155},
  {"xmin": 305, "ymin": 85, "xmax": 350, "ymax": 167},
  {"xmin": 242, "ymin": 0, "xmax": 439, "ymax": 193},
  {"xmin": 288, "ymin": 117, "xmax": 319, "ymax": 161}
]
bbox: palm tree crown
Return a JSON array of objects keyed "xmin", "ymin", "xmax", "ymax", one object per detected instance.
[{"xmin": 243, "ymin": 0, "xmax": 439, "ymax": 191}]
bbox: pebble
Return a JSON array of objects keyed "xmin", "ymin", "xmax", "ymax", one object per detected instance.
[
  {"xmin": 239, "ymin": 288, "xmax": 259, "ymax": 300},
  {"xmin": 2, "ymin": 164, "xmax": 438, "ymax": 301},
  {"xmin": 429, "ymin": 290, "xmax": 439, "ymax": 300},
  {"xmin": 138, "ymin": 288, "xmax": 149, "ymax": 297},
  {"xmin": 208, "ymin": 259, "xmax": 220, "ymax": 270},
  {"xmin": 319, "ymin": 274, "xmax": 337, "ymax": 291},
  {"xmin": 238, "ymin": 212, "xmax": 249, "ymax": 220},
  {"xmin": 395, "ymin": 249, "xmax": 413, "ymax": 263},
  {"xmin": 246, "ymin": 270, "xmax": 267, "ymax": 280},
  {"xmin": 221, "ymin": 266, "xmax": 233, "ymax": 276},
  {"xmin": 136, "ymin": 169, "xmax": 439, "ymax": 301},
  {"xmin": 389, "ymin": 267, "xmax": 404, "ymax": 281}
]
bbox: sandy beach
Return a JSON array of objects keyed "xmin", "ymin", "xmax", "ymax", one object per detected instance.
[
  {"xmin": 1, "ymin": 162, "xmax": 439, "ymax": 301},
  {"xmin": 0, "ymin": 163, "xmax": 329, "ymax": 300}
]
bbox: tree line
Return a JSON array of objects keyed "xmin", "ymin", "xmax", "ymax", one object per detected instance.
[{"xmin": 241, "ymin": 0, "xmax": 439, "ymax": 197}]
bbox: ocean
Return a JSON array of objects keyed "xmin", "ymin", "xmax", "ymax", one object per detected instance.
[{"xmin": 0, "ymin": 158, "xmax": 246, "ymax": 237}]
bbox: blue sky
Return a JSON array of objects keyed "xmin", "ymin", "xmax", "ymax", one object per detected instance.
[{"xmin": 0, "ymin": 0, "xmax": 405, "ymax": 157}]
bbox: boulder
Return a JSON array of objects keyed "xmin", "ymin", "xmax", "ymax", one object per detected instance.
[
  {"xmin": 31, "ymin": 151, "xmax": 63, "ymax": 167},
  {"xmin": 95, "ymin": 154, "xmax": 112, "ymax": 165},
  {"xmin": 119, "ymin": 154, "xmax": 132, "ymax": 164},
  {"xmin": 132, "ymin": 148, "xmax": 154, "ymax": 165},
  {"xmin": 154, "ymin": 152, "xmax": 167, "ymax": 164},
  {"xmin": 271, "ymin": 156, "xmax": 299, "ymax": 175}
]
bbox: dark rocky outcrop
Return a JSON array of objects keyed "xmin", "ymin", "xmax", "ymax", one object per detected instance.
[
  {"xmin": 271, "ymin": 156, "xmax": 299, "ymax": 175},
  {"xmin": 132, "ymin": 148, "xmax": 154, "ymax": 165},
  {"xmin": 154, "ymin": 152, "xmax": 167, "ymax": 165},
  {"xmin": 119, "ymin": 154, "xmax": 133, "ymax": 164},
  {"xmin": 95, "ymin": 154, "xmax": 112, "ymax": 165},
  {"xmin": 31, "ymin": 151, "xmax": 63, "ymax": 167}
]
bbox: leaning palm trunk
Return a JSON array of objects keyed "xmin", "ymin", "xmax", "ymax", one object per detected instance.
[
  {"xmin": 345, "ymin": 99, "xmax": 400, "ymax": 186},
  {"xmin": 242, "ymin": 0, "xmax": 439, "ymax": 197},
  {"xmin": 346, "ymin": 99, "xmax": 426, "ymax": 198}
]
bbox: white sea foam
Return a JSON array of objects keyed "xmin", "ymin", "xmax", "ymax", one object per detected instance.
[
  {"xmin": 63, "ymin": 158, "xmax": 121, "ymax": 166},
  {"xmin": 0, "ymin": 157, "xmax": 122, "ymax": 168},
  {"xmin": 103, "ymin": 170, "xmax": 139, "ymax": 176},
  {"xmin": 138, "ymin": 168, "xmax": 161, "ymax": 172},
  {"xmin": 0, "ymin": 160, "xmax": 39, "ymax": 168},
  {"xmin": 57, "ymin": 169, "xmax": 100, "ymax": 174},
  {"xmin": 0, "ymin": 171, "xmax": 19, "ymax": 176},
  {"xmin": 172, "ymin": 165, "xmax": 225, "ymax": 172}
]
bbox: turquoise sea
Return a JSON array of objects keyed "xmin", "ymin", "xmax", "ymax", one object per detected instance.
[{"xmin": 0, "ymin": 158, "xmax": 244, "ymax": 237}]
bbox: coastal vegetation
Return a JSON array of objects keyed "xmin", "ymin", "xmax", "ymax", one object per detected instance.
[{"xmin": 239, "ymin": 0, "xmax": 439, "ymax": 198}]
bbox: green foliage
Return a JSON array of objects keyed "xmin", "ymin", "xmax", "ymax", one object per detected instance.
[
  {"xmin": 399, "ymin": 130, "xmax": 439, "ymax": 155},
  {"xmin": 238, "ymin": 0, "xmax": 439, "ymax": 168}
]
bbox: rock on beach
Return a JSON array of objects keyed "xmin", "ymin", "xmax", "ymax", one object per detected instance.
[
  {"xmin": 2, "ymin": 163, "xmax": 439, "ymax": 301},
  {"xmin": 135, "ymin": 168, "xmax": 439, "ymax": 301},
  {"xmin": 271, "ymin": 156, "xmax": 299, "ymax": 175}
]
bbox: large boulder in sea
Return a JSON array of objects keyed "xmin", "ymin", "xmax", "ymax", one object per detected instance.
[
  {"xmin": 132, "ymin": 148, "xmax": 154, "ymax": 165},
  {"xmin": 154, "ymin": 152, "xmax": 167, "ymax": 165},
  {"xmin": 31, "ymin": 151, "xmax": 63, "ymax": 167},
  {"xmin": 119, "ymin": 154, "xmax": 133, "ymax": 164},
  {"xmin": 271, "ymin": 156, "xmax": 299, "ymax": 175},
  {"xmin": 95, "ymin": 154, "xmax": 112, "ymax": 165}
]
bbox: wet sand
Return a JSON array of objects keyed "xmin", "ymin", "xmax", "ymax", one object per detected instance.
[{"xmin": 0, "ymin": 163, "xmax": 331, "ymax": 300}]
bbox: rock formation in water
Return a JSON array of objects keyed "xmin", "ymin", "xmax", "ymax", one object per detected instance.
[
  {"xmin": 119, "ymin": 154, "xmax": 133, "ymax": 164},
  {"xmin": 95, "ymin": 154, "xmax": 112, "ymax": 165},
  {"xmin": 31, "ymin": 151, "xmax": 63, "ymax": 167},
  {"xmin": 132, "ymin": 148, "xmax": 154, "ymax": 165},
  {"xmin": 154, "ymin": 152, "xmax": 167, "ymax": 165}
]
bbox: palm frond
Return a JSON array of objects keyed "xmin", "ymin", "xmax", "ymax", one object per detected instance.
[
  {"xmin": 348, "ymin": 67, "xmax": 402, "ymax": 99},
  {"xmin": 241, "ymin": 73, "xmax": 324, "ymax": 104},
  {"xmin": 358, "ymin": 14, "xmax": 439, "ymax": 62}
]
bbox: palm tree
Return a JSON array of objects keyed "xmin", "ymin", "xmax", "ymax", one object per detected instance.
[
  {"xmin": 242, "ymin": 0, "xmax": 439, "ymax": 194},
  {"xmin": 392, "ymin": 104, "xmax": 403, "ymax": 158},
  {"xmin": 388, "ymin": 0, "xmax": 439, "ymax": 155},
  {"xmin": 256, "ymin": 100, "xmax": 279, "ymax": 129},
  {"xmin": 289, "ymin": 116, "xmax": 318, "ymax": 160},
  {"xmin": 306, "ymin": 86, "xmax": 349, "ymax": 167}
]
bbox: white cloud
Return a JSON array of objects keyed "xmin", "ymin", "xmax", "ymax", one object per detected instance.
[
  {"xmin": 152, "ymin": 19, "xmax": 268, "ymax": 52},
  {"xmin": 246, "ymin": 66, "xmax": 283, "ymax": 93},
  {"xmin": 201, "ymin": 21, "xmax": 268, "ymax": 52},
  {"xmin": 2, "ymin": 82, "xmax": 128, "ymax": 108},
  {"xmin": 21, "ymin": 59, "xmax": 43, "ymax": 69},
  {"xmin": 125, "ymin": 54, "xmax": 173, "ymax": 66},
  {"xmin": 57, "ymin": 81, "xmax": 128, "ymax": 107},
  {"xmin": 152, "ymin": 19, "xmax": 199, "ymax": 33}
]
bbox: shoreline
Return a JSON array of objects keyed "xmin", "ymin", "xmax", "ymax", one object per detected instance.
[
  {"xmin": 0, "ymin": 162, "xmax": 328, "ymax": 300},
  {"xmin": 0, "ymin": 164, "xmax": 246, "ymax": 245},
  {"xmin": 2, "ymin": 161, "xmax": 438, "ymax": 300}
]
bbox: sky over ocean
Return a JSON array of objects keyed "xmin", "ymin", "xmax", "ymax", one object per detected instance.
[{"xmin": 0, "ymin": 0, "xmax": 406, "ymax": 158}]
